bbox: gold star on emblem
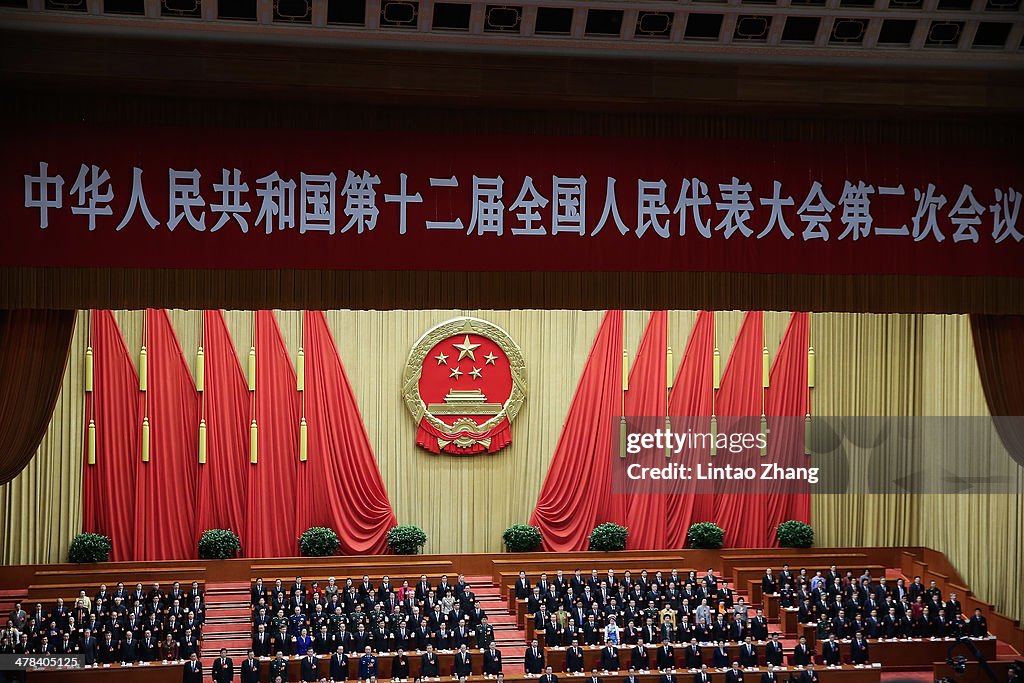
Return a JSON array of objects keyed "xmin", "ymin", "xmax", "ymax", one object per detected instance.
[
  {"xmin": 452, "ymin": 335, "xmax": 481, "ymax": 361},
  {"xmin": 449, "ymin": 367, "xmax": 463, "ymax": 380},
  {"xmin": 469, "ymin": 367, "xmax": 483, "ymax": 380},
  {"xmin": 434, "ymin": 352, "xmax": 449, "ymax": 365},
  {"xmin": 484, "ymin": 352, "xmax": 498, "ymax": 365}
]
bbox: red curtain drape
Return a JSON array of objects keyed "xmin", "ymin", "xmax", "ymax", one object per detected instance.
[
  {"xmin": 970, "ymin": 314, "xmax": 1024, "ymax": 469},
  {"xmin": 665, "ymin": 310, "xmax": 715, "ymax": 549},
  {"xmin": 531, "ymin": 310, "xmax": 624, "ymax": 551},
  {"xmin": 0, "ymin": 309, "xmax": 76, "ymax": 485},
  {"xmin": 713, "ymin": 311, "xmax": 766, "ymax": 548},
  {"xmin": 134, "ymin": 309, "xmax": 199, "ymax": 560},
  {"xmin": 195, "ymin": 310, "xmax": 250, "ymax": 546},
  {"xmin": 82, "ymin": 310, "xmax": 141, "ymax": 562},
  {"xmin": 243, "ymin": 310, "xmax": 300, "ymax": 558},
  {"xmin": 624, "ymin": 311, "xmax": 668, "ymax": 550},
  {"xmin": 764, "ymin": 312, "xmax": 811, "ymax": 541},
  {"xmin": 295, "ymin": 311, "xmax": 397, "ymax": 554}
]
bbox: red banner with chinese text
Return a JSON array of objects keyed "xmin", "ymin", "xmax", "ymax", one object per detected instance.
[{"xmin": 2, "ymin": 125, "xmax": 1021, "ymax": 276}]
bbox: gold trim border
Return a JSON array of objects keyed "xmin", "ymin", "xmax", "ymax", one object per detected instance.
[{"xmin": 402, "ymin": 316, "xmax": 527, "ymax": 439}]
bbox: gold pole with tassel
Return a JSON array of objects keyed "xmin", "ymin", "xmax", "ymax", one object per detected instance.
[
  {"xmin": 619, "ymin": 346, "xmax": 628, "ymax": 459},
  {"xmin": 87, "ymin": 419, "xmax": 96, "ymax": 465},
  {"xmin": 805, "ymin": 312, "xmax": 814, "ymax": 456},
  {"xmin": 85, "ymin": 347, "xmax": 94, "ymax": 393},
  {"xmin": 196, "ymin": 346, "xmax": 205, "ymax": 393},
  {"xmin": 665, "ymin": 344, "xmax": 673, "ymax": 459},
  {"xmin": 296, "ymin": 348, "xmax": 305, "ymax": 392},
  {"xmin": 761, "ymin": 312, "xmax": 769, "ymax": 456},
  {"xmin": 247, "ymin": 346, "xmax": 257, "ymax": 392},
  {"xmin": 250, "ymin": 420, "xmax": 259, "ymax": 464},
  {"xmin": 138, "ymin": 346, "xmax": 148, "ymax": 392},
  {"xmin": 299, "ymin": 418, "xmax": 308, "ymax": 462},
  {"xmin": 198, "ymin": 419, "xmax": 207, "ymax": 464},
  {"xmin": 710, "ymin": 312, "xmax": 718, "ymax": 456},
  {"xmin": 141, "ymin": 417, "xmax": 150, "ymax": 463}
]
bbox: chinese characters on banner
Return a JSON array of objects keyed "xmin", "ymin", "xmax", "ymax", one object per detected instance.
[{"xmin": 4, "ymin": 126, "xmax": 1022, "ymax": 276}]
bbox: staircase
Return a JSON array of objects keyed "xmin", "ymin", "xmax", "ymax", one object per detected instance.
[
  {"xmin": 200, "ymin": 581, "xmax": 252, "ymax": 668},
  {"xmin": 467, "ymin": 575, "xmax": 529, "ymax": 669}
]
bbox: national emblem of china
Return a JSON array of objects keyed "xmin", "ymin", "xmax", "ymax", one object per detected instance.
[{"xmin": 403, "ymin": 317, "xmax": 526, "ymax": 455}]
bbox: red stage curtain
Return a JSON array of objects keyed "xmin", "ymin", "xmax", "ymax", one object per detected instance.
[
  {"xmin": 295, "ymin": 311, "xmax": 397, "ymax": 554},
  {"xmin": 0, "ymin": 309, "xmax": 76, "ymax": 485},
  {"xmin": 971, "ymin": 314, "xmax": 1024, "ymax": 469},
  {"xmin": 195, "ymin": 310, "xmax": 250, "ymax": 546},
  {"xmin": 243, "ymin": 311, "xmax": 300, "ymax": 558},
  {"xmin": 82, "ymin": 310, "xmax": 141, "ymax": 562},
  {"xmin": 134, "ymin": 309, "xmax": 199, "ymax": 560},
  {"xmin": 624, "ymin": 311, "xmax": 668, "ymax": 550},
  {"xmin": 531, "ymin": 310, "xmax": 624, "ymax": 551},
  {"xmin": 764, "ymin": 312, "xmax": 811, "ymax": 541},
  {"xmin": 665, "ymin": 310, "xmax": 715, "ymax": 549},
  {"xmin": 713, "ymin": 311, "xmax": 766, "ymax": 548}
]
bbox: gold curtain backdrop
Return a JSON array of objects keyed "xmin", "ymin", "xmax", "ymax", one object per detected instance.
[{"xmin": 0, "ymin": 310, "xmax": 1020, "ymax": 624}]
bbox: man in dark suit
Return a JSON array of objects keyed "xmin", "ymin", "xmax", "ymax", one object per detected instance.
[
  {"xmin": 600, "ymin": 640, "xmax": 620, "ymax": 671},
  {"xmin": 484, "ymin": 642, "xmax": 503, "ymax": 675},
  {"xmin": 621, "ymin": 668, "xmax": 640, "ymax": 683},
  {"xmin": 98, "ymin": 631, "xmax": 118, "ymax": 663},
  {"xmin": 683, "ymin": 640, "xmax": 702, "ymax": 669},
  {"xmin": 660, "ymin": 670, "xmax": 678, "ymax": 683},
  {"xmin": 300, "ymin": 651, "xmax": 321, "ymax": 682},
  {"xmin": 749, "ymin": 611, "xmax": 768, "ymax": 642},
  {"xmin": 182, "ymin": 652, "xmax": 203, "ymax": 683},
  {"xmin": 515, "ymin": 572, "xmax": 532, "ymax": 600},
  {"xmin": 799, "ymin": 664, "xmax": 819, "ymax": 683},
  {"xmin": 761, "ymin": 570, "xmax": 778, "ymax": 597},
  {"xmin": 213, "ymin": 648, "xmax": 235, "ymax": 683},
  {"xmin": 764, "ymin": 634, "xmax": 783, "ymax": 666},
  {"xmin": 241, "ymin": 650, "xmax": 262, "ymax": 683},
  {"xmin": 454, "ymin": 644, "xmax": 474, "ymax": 677},
  {"xmin": 725, "ymin": 663, "xmax": 744, "ymax": 683},
  {"xmin": 821, "ymin": 635, "xmax": 842, "ymax": 666},
  {"xmin": 738, "ymin": 638, "xmax": 758, "ymax": 668},
  {"xmin": 656, "ymin": 641, "xmax": 676, "ymax": 671},
  {"xmin": 540, "ymin": 665, "xmax": 559, "ymax": 683},
  {"xmin": 586, "ymin": 669, "xmax": 603, "ymax": 683},
  {"xmin": 630, "ymin": 640, "xmax": 649, "ymax": 671},
  {"xmin": 420, "ymin": 644, "xmax": 440, "ymax": 677},
  {"xmin": 330, "ymin": 646, "xmax": 350, "ymax": 682},
  {"xmin": 792, "ymin": 637, "xmax": 812, "ymax": 667},
  {"xmin": 80, "ymin": 628, "xmax": 97, "ymax": 665},
  {"xmin": 850, "ymin": 635, "xmax": 869, "ymax": 665},
  {"xmin": 254, "ymin": 624, "xmax": 273, "ymax": 657},
  {"xmin": 525, "ymin": 639, "xmax": 545, "ymax": 674},
  {"xmin": 760, "ymin": 664, "xmax": 779, "ymax": 683},
  {"xmin": 693, "ymin": 665, "xmax": 712, "ymax": 683},
  {"xmin": 119, "ymin": 631, "xmax": 139, "ymax": 663},
  {"xmin": 567, "ymin": 639, "xmax": 586, "ymax": 673}
]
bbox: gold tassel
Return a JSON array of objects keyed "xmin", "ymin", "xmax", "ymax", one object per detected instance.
[
  {"xmin": 247, "ymin": 346, "xmax": 256, "ymax": 392},
  {"xmin": 299, "ymin": 418, "xmax": 308, "ymax": 462},
  {"xmin": 141, "ymin": 417, "xmax": 150, "ymax": 462},
  {"xmin": 808, "ymin": 346, "xmax": 816, "ymax": 388},
  {"xmin": 804, "ymin": 413, "xmax": 812, "ymax": 455},
  {"xmin": 296, "ymin": 349, "xmax": 305, "ymax": 392},
  {"xmin": 666, "ymin": 346, "xmax": 674, "ymax": 391},
  {"xmin": 87, "ymin": 420, "xmax": 96, "ymax": 465},
  {"xmin": 195, "ymin": 347, "xmax": 205, "ymax": 393},
  {"xmin": 250, "ymin": 420, "xmax": 258, "ymax": 464},
  {"xmin": 665, "ymin": 416, "xmax": 672, "ymax": 459},
  {"xmin": 138, "ymin": 346, "xmax": 148, "ymax": 392},
  {"xmin": 622, "ymin": 349, "xmax": 629, "ymax": 392},
  {"xmin": 760, "ymin": 414, "xmax": 769, "ymax": 456},
  {"xmin": 710, "ymin": 415, "xmax": 718, "ymax": 456},
  {"xmin": 712, "ymin": 347, "xmax": 721, "ymax": 390},
  {"xmin": 762, "ymin": 345, "xmax": 770, "ymax": 388},
  {"xmin": 85, "ymin": 347, "xmax": 94, "ymax": 392},
  {"xmin": 619, "ymin": 416, "xmax": 628, "ymax": 459},
  {"xmin": 198, "ymin": 419, "xmax": 207, "ymax": 464}
]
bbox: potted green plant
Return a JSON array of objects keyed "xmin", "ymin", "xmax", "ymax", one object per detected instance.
[
  {"xmin": 588, "ymin": 523, "xmax": 628, "ymax": 551},
  {"xmin": 686, "ymin": 522, "xmax": 725, "ymax": 549},
  {"xmin": 68, "ymin": 532, "xmax": 112, "ymax": 563},
  {"xmin": 387, "ymin": 525, "xmax": 427, "ymax": 555},
  {"xmin": 776, "ymin": 520, "xmax": 814, "ymax": 548},
  {"xmin": 198, "ymin": 529, "xmax": 242, "ymax": 559},
  {"xmin": 299, "ymin": 527, "xmax": 340, "ymax": 557},
  {"xmin": 502, "ymin": 524, "xmax": 543, "ymax": 552}
]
